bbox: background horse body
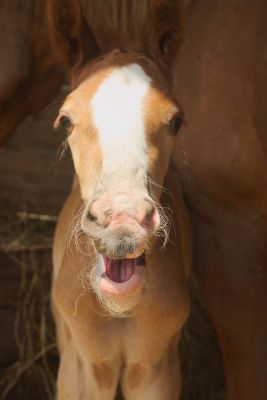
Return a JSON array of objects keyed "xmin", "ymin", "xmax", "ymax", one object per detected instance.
[
  {"xmin": 0, "ymin": 0, "xmax": 63, "ymax": 146},
  {"xmin": 49, "ymin": 1, "xmax": 191, "ymax": 399},
  {"xmin": 173, "ymin": 0, "xmax": 267, "ymax": 399}
]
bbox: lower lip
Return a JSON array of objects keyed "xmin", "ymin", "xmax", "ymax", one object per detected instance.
[{"xmin": 99, "ymin": 264, "xmax": 145, "ymax": 295}]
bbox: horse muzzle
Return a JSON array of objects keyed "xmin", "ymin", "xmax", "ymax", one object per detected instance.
[{"xmin": 81, "ymin": 192, "xmax": 160, "ymax": 259}]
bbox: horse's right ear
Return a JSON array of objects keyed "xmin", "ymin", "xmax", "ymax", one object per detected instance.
[{"xmin": 47, "ymin": 0, "xmax": 100, "ymax": 69}]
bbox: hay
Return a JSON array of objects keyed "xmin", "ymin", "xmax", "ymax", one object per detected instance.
[
  {"xmin": 0, "ymin": 208, "xmax": 57, "ymax": 400},
  {"xmin": 0, "ymin": 207, "xmax": 225, "ymax": 399}
]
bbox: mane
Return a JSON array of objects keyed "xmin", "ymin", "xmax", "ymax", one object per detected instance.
[
  {"xmin": 80, "ymin": 0, "xmax": 183, "ymax": 54},
  {"xmin": 81, "ymin": 0, "xmax": 149, "ymax": 40}
]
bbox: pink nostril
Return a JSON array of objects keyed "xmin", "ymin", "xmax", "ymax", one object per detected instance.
[
  {"xmin": 86, "ymin": 205, "xmax": 113, "ymax": 227},
  {"xmin": 143, "ymin": 205, "xmax": 159, "ymax": 229}
]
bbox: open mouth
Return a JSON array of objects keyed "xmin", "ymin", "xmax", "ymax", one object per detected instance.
[
  {"xmin": 104, "ymin": 254, "xmax": 145, "ymax": 282},
  {"xmin": 99, "ymin": 254, "xmax": 145, "ymax": 295}
]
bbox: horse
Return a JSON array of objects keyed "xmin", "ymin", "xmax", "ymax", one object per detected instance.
[
  {"xmin": 0, "ymin": 0, "xmax": 63, "ymax": 146},
  {"xmin": 48, "ymin": 1, "xmax": 191, "ymax": 399},
  {"xmin": 173, "ymin": 0, "xmax": 267, "ymax": 399}
]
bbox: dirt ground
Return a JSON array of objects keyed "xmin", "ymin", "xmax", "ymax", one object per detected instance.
[{"xmin": 0, "ymin": 209, "xmax": 225, "ymax": 400}]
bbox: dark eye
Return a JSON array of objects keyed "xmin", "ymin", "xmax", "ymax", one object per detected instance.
[
  {"xmin": 169, "ymin": 114, "xmax": 183, "ymax": 135},
  {"xmin": 59, "ymin": 115, "xmax": 73, "ymax": 133}
]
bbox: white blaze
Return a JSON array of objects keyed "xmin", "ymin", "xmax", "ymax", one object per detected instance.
[{"xmin": 91, "ymin": 64, "xmax": 151, "ymax": 187}]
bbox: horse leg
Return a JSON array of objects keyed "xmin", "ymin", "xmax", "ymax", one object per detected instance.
[
  {"xmin": 56, "ymin": 336, "xmax": 120, "ymax": 400},
  {"xmin": 121, "ymin": 334, "xmax": 182, "ymax": 400},
  {"xmin": 192, "ymin": 211, "xmax": 267, "ymax": 400},
  {"xmin": 53, "ymin": 295, "xmax": 121, "ymax": 400}
]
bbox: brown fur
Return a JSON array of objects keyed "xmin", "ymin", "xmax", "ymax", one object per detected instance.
[
  {"xmin": 48, "ymin": 0, "xmax": 185, "ymax": 74},
  {"xmin": 0, "ymin": 0, "xmax": 63, "ymax": 146},
  {"xmin": 173, "ymin": 1, "xmax": 267, "ymax": 399},
  {"xmin": 48, "ymin": 1, "xmax": 191, "ymax": 398},
  {"xmin": 53, "ymin": 171, "xmax": 191, "ymax": 399},
  {"xmin": 81, "ymin": 0, "xmax": 184, "ymax": 66}
]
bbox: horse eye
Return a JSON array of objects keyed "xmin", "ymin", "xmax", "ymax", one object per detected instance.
[
  {"xmin": 59, "ymin": 115, "xmax": 72, "ymax": 132},
  {"xmin": 169, "ymin": 114, "xmax": 183, "ymax": 135}
]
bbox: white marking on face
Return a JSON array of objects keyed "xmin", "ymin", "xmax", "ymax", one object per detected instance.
[{"xmin": 91, "ymin": 64, "xmax": 151, "ymax": 188}]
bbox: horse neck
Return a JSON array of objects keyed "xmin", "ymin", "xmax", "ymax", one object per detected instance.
[{"xmin": 5, "ymin": 0, "xmax": 46, "ymax": 23}]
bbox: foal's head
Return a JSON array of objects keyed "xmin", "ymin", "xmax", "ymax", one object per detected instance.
[
  {"xmin": 56, "ymin": 51, "xmax": 183, "ymax": 313},
  {"xmin": 49, "ymin": 0, "xmax": 184, "ymax": 314}
]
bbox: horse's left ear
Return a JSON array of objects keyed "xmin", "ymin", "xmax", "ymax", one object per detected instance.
[
  {"xmin": 151, "ymin": 0, "xmax": 185, "ymax": 67},
  {"xmin": 47, "ymin": 0, "xmax": 100, "ymax": 71}
]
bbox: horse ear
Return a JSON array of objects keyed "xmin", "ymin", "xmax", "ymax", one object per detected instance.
[
  {"xmin": 47, "ymin": 0, "xmax": 100, "ymax": 69},
  {"xmin": 151, "ymin": 0, "xmax": 185, "ymax": 67}
]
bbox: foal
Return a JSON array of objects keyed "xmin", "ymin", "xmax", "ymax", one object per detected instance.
[{"xmin": 49, "ymin": 1, "xmax": 191, "ymax": 399}]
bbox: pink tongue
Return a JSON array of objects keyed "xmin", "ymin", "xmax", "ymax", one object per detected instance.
[{"xmin": 104, "ymin": 258, "xmax": 135, "ymax": 283}]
